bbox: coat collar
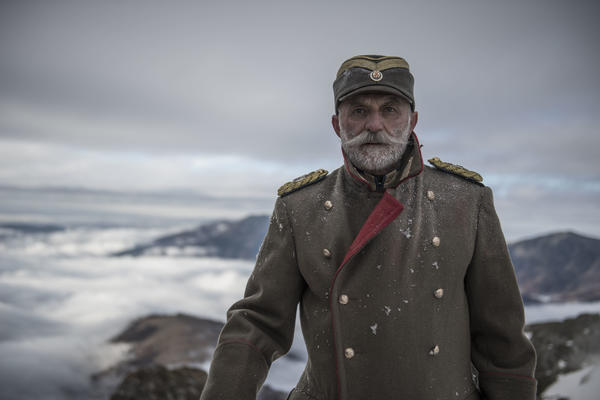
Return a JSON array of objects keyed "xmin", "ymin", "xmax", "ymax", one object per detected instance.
[{"xmin": 342, "ymin": 131, "xmax": 424, "ymax": 191}]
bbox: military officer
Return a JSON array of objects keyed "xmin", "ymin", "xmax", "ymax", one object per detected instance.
[{"xmin": 200, "ymin": 55, "xmax": 537, "ymax": 400}]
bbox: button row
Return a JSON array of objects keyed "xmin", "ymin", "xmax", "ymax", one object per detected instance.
[{"xmin": 344, "ymin": 345, "xmax": 440, "ymax": 359}]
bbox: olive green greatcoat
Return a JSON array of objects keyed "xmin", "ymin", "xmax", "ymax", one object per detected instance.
[{"xmin": 200, "ymin": 133, "xmax": 537, "ymax": 400}]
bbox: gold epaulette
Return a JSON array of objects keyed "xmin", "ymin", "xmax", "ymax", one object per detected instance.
[
  {"xmin": 278, "ymin": 169, "xmax": 328, "ymax": 197},
  {"xmin": 428, "ymin": 157, "xmax": 483, "ymax": 184}
]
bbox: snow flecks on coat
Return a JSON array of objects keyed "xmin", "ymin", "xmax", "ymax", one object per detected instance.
[
  {"xmin": 398, "ymin": 217, "xmax": 413, "ymax": 239},
  {"xmin": 432, "ymin": 261, "xmax": 439, "ymax": 270},
  {"xmin": 383, "ymin": 306, "xmax": 391, "ymax": 316},
  {"xmin": 400, "ymin": 227, "xmax": 412, "ymax": 239},
  {"xmin": 370, "ymin": 323, "xmax": 378, "ymax": 335},
  {"xmin": 375, "ymin": 264, "xmax": 382, "ymax": 270}
]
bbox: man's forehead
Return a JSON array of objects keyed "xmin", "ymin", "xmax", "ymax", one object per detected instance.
[{"xmin": 343, "ymin": 93, "xmax": 409, "ymax": 106}]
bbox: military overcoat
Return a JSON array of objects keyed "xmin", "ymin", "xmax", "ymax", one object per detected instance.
[{"xmin": 200, "ymin": 133, "xmax": 537, "ymax": 400}]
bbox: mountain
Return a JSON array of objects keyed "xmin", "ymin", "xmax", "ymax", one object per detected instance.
[
  {"xmin": 116, "ymin": 214, "xmax": 599, "ymax": 303},
  {"xmin": 113, "ymin": 215, "xmax": 269, "ymax": 259},
  {"xmin": 99, "ymin": 314, "xmax": 287, "ymax": 400},
  {"xmin": 509, "ymin": 232, "xmax": 600, "ymax": 302},
  {"xmin": 0, "ymin": 222, "xmax": 65, "ymax": 235}
]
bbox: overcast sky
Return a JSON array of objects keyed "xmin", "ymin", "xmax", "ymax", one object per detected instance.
[{"xmin": 1, "ymin": 0, "xmax": 599, "ymax": 240}]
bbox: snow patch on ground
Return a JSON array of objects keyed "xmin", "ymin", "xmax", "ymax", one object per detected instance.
[{"xmin": 543, "ymin": 364, "xmax": 600, "ymax": 400}]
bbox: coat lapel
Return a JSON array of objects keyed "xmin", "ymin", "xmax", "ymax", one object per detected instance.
[{"xmin": 334, "ymin": 191, "xmax": 404, "ymax": 282}]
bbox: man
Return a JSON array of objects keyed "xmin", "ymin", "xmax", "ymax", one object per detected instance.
[{"xmin": 200, "ymin": 55, "xmax": 537, "ymax": 400}]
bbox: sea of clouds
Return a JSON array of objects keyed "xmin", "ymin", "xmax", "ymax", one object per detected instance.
[
  {"xmin": 0, "ymin": 225, "xmax": 307, "ymax": 400},
  {"xmin": 1, "ymin": 220, "xmax": 599, "ymax": 399}
]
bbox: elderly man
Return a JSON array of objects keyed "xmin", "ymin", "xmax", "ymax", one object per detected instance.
[{"xmin": 200, "ymin": 55, "xmax": 537, "ymax": 400}]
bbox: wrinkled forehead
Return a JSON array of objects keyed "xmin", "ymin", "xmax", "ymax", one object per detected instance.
[{"xmin": 341, "ymin": 92, "xmax": 411, "ymax": 108}]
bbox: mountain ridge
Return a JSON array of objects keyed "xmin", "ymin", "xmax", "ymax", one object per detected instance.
[{"xmin": 114, "ymin": 215, "xmax": 600, "ymax": 303}]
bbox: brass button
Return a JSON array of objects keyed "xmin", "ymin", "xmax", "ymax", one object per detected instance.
[
  {"xmin": 339, "ymin": 294, "xmax": 349, "ymax": 304},
  {"xmin": 429, "ymin": 345, "xmax": 440, "ymax": 356},
  {"xmin": 323, "ymin": 248, "xmax": 332, "ymax": 258},
  {"xmin": 434, "ymin": 288, "xmax": 444, "ymax": 299},
  {"xmin": 324, "ymin": 200, "xmax": 333, "ymax": 210},
  {"xmin": 432, "ymin": 236, "xmax": 441, "ymax": 247},
  {"xmin": 427, "ymin": 190, "xmax": 435, "ymax": 201},
  {"xmin": 344, "ymin": 347, "xmax": 355, "ymax": 359}
]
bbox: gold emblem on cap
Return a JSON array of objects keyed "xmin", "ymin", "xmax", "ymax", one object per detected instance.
[{"xmin": 369, "ymin": 70, "xmax": 383, "ymax": 82}]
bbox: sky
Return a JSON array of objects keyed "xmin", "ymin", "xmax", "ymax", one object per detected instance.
[{"xmin": 1, "ymin": 0, "xmax": 599, "ymax": 240}]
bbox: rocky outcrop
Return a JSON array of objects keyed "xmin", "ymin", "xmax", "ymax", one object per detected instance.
[
  {"xmin": 110, "ymin": 365, "xmax": 286, "ymax": 400},
  {"xmin": 110, "ymin": 366, "xmax": 207, "ymax": 400},
  {"xmin": 110, "ymin": 313, "xmax": 223, "ymax": 367},
  {"xmin": 526, "ymin": 313, "xmax": 600, "ymax": 396},
  {"xmin": 102, "ymin": 314, "xmax": 288, "ymax": 400}
]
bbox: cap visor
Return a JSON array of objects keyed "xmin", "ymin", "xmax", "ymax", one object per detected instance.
[{"xmin": 338, "ymin": 85, "xmax": 413, "ymax": 107}]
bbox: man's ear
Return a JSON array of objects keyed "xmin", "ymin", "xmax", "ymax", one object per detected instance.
[
  {"xmin": 410, "ymin": 111, "xmax": 419, "ymax": 132},
  {"xmin": 332, "ymin": 114, "xmax": 341, "ymax": 138}
]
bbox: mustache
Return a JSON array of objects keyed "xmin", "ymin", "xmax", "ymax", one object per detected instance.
[{"xmin": 343, "ymin": 130, "xmax": 406, "ymax": 147}]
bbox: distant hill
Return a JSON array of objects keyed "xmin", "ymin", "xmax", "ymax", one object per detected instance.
[
  {"xmin": 113, "ymin": 215, "xmax": 269, "ymax": 259},
  {"xmin": 509, "ymin": 232, "xmax": 600, "ymax": 302},
  {"xmin": 0, "ymin": 222, "xmax": 65, "ymax": 235},
  {"xmin": 115, "ymin": 216, "xmax": 599, "ymax": 303}
]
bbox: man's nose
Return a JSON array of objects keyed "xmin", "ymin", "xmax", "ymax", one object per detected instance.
[{"xmin": 365, "ymin": 112, "xmax": 384, "ymax": 132}]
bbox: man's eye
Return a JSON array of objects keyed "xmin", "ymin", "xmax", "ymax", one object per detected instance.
[
  {"xmin": 383, "ymin": 106, "xmax": 397, "ymax": 113},
  {"xmin": 352, "ymin": 108, "xmax": 366, "ymax": 115}
]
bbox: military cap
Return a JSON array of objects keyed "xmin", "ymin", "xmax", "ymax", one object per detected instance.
[{"xmin": 333, "ymin": 55, "xmax": 415, "ymax": 112}]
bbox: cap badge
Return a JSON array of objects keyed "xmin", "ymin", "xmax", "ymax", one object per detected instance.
[{"xmin": 369, "ymin": 70, "xmax": 383, "ymax": 82}]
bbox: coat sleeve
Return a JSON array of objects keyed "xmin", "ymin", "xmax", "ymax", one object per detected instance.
[
  {"xmin": 200, "ymin": 197, "xmax": 305, "ymax": 400},
  {"xmin": 464, "ymin": 186, "xmax": 537, "ymax": 400}
]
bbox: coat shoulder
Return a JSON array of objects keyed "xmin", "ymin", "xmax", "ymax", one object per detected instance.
[
  {"xmin": 277, "ymin": 169, "xmax": 329, "ymax": 197},
  {"xmin": 427, "ymin": 157, "xmax": 484, "ymax": 186}
]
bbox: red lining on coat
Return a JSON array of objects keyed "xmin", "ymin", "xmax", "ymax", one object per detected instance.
[{"xmin": 479, "ymin": 370, "xmax": 537, "ymax": 382}]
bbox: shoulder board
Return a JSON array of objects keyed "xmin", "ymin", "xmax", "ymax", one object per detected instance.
[
  {"xmin": 428, "ymin": 157, "xmax": 483, "ymax": 184},
  {"xmin": 278, "ymin": 169, "xmax": 328, "ymax": 197}
]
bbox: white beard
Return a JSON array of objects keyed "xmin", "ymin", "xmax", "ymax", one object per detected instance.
[{"xmin": 341, "ymin": 121, "xmax": 412, "ymax": 175}]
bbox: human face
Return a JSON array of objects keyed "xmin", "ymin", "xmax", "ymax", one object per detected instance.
[{"xmin": 332, "ymin": 93, "xmax": 418, "ymax": 175}]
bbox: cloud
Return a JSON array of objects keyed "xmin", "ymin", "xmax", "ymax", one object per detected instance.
[
  {"xmin": 0, "ymin": 302, "xmax": 63, "ymax": 341},
  {"xmin": 0, "ymin": 337, "xmax": 96, "ymax": 400},
  {"xmin": 1, "ymin": 0, "xmax": 598, "ymax": 165},
  {"xmin": 0, "ymin": 241, "xmax": 263, "ymax": 399},
  {"xmin": 0, "ymin": 223, "xmax": 597, "ymax": 399},
  {"xmin": 493, "ymin": 181, "xmax": 600, "ymax": 241}
]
